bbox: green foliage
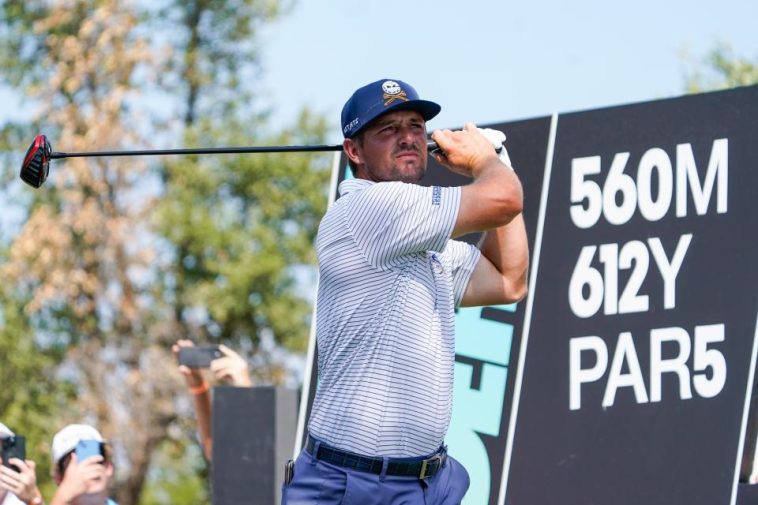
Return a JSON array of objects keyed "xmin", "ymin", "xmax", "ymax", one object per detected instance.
[
  {"xmin": 0, "ymin": 0, "xmax": 328, "ymax": 503},
  {"xmin": 139, "ymin": 439, "xmax": 209, "ymax": 505},
  {"xmin": 153, "ymin": 108, "xmax": 330, "ymax": 353},
  {"xmin": 683, "ymin": 43, "xmax": 758, "ymax": 93},
  {"xmin": 151, "ymin": 0, "xmax": 291, "ymax": 124},
  {"xmin": 0, "ymin": 0, "xmax": 332, "ymax": 505},
  {"xmin": 0, "ymin": 253, "xmax": 75, "ymax": 497},
  {"xmin": 0, "ymin": 1, "xmax": 49, "ymax": 88}
]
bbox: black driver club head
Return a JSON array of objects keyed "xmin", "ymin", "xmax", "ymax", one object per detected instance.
[{"xmin": 20, "ymin": 134, "xmax": 51, "ymax": 188}]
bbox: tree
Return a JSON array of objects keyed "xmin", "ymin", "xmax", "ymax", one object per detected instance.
[
  {"xmin": 1, "ymin": 2, "xmax": 182, "ymax": 503},
  {"xmin": 0, "ymin": 0, "xmax": 330, "ymax": 503},
  {"xmin": 150, "ymin": 0, "xmax": 329, "ymax": 369},
  {"xmin": 0, "ymin": 270, "xmax": 74, "ymax": 501},
  {"xmin": 682, "ymin": 43, "xmax": 758, "ymax": 92},
  {"xmin": 153, "ymin": 111, "xmax": 330, "ymax": 359}
]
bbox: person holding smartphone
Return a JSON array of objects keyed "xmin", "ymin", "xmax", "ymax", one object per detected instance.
[
  {"xmin": 0, "ymin": 422, "xmax": 44, "ymax": 505},
  {"xmin": 49, "ymin": 424, "xmax": 116, "ymax": 505},
  {"xmin": 172, "ymin": 339, "xmax": 253, "ymax": 461}
]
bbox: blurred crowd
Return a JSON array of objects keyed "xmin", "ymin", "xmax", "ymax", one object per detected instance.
[{"xmin": 0, "ymin": 340, "xmax": 252, "ymax": 505}]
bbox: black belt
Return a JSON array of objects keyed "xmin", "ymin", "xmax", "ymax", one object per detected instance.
[{"xmin": 305, "ymin": 435, "xmax": 446, "ymax": 479}]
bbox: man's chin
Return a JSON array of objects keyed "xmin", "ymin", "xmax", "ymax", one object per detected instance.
[
  {"xmin": 395, "ymin": 164, "xmax": 425, "ymax": 183},
  {"xmin": 85, "ymin": 483, "xmax": 108, "ymax": 496}
]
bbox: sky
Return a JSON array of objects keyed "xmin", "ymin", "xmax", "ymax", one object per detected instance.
[
  {"xmin": 1, "ymin": 0, "xmax": 754, "ymax": 237},
  {"xmin": 0, "ymin": 0, "xmax": 754, "ymax": 227},
  {"xmin": 1, "ymin": 0, "xmax": 755, "ymax": 143},
  {"xmin": 255, "ymin": 0, "xmax": 756, "ymax": 143}
]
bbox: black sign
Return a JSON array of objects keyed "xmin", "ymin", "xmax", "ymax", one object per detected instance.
[{"xmin": 505, "ymin": 85, "xmax": 758, "ymax": 505}]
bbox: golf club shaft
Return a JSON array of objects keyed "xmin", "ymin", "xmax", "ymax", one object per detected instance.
[{"xmin": 49, "ymin": 141, "xmax": 441, "ymax": 159}]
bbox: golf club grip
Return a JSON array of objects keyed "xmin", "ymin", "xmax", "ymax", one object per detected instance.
[{"xmin": 50, "ymin": 142, "xmax": 442, "ymax": 159}]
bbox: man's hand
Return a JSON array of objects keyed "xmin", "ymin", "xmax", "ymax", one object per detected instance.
[
  {"xmin": 210, "ymin": 345, "xmax": 253, "ymax": 387},
  {"xmin": 172, "ymin": 339, "xmax": 207, "ymax": 390},
  {"xmin": 430, "ymin": 122, "xmax": 501, "ymax": 178},
  {"xmin": 53, "ymin": 454, "xmax": 106, "ymax": 504},
  {"xmin": 0, "ymin": 458, "xmax": 40, "ymax": 504}
]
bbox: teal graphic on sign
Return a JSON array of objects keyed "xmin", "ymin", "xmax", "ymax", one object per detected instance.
[{"xmin": 448, "ymin": 304, "xmax": 515, "ymax": 505}]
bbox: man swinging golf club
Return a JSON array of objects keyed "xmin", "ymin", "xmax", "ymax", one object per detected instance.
[{"xmin": 283, "ymin": 79, "xmax": 529, "ymax": 504}]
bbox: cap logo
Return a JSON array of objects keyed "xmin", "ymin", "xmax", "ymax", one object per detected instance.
[
  {"xmin": 382, "ymin": 80, "xmax": 408, "ymax": 106},
  {"xmin": 343, "ymin": 117, "xmax": 359, "ymax": 135}
]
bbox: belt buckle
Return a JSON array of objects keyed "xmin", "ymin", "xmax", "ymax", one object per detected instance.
[{"xmin": 419, "ymin": 453, "xmax": 443, "ymax": 479}]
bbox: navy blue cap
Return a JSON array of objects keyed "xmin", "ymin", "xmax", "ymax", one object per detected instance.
[{"xmin": 341, "ymin": 79, "xmax": 441, "ymax": 138}]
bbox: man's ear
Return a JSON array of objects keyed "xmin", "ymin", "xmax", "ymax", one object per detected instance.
[{"xmin": 343, "ymin": 138, "xmax": 362, "ymax": 166}]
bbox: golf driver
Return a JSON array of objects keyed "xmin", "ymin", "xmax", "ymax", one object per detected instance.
[{"xmin": 19, "ymin": 134, "xmax": 442, "ymax": 189}]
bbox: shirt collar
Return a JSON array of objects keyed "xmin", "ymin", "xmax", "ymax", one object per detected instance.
[{"xmin": 338, "ymin": 178, "xmax": 374, "ymax": 197}]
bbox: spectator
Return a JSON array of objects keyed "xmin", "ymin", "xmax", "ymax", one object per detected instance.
[
  {"xmin": 49, "ymin": 424, "xmax": 116, "ymax": 505},
  {"xmin": 0, "ymin": 422, "xmax": 44, "ymax": 505},
  {"xmin": 172, "ymin": 340, "xmax": 253, "ymax": 461}
]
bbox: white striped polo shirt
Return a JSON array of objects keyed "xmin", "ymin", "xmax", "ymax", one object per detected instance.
[{"xmin": 308, "ymin": 178, "xmax": 480, "ymax": 457}]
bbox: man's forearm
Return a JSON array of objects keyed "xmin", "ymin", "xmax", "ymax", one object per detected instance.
[{"xmin": 479, "ymin": 213, "xmax": 529, "ymax": 300}]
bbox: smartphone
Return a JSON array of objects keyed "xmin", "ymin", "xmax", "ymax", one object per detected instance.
[
  {"xmin": 284, "ymin": 459, "xmax": 295, "ymax": 485},
  {"xmin": 1, "ymin": 435, "xmax": 26, "ymax": 472},
  {"xmin": 75, "ymin": 439, "xmax": 103, "ymax": 462},
  {"xmin": 178, "ymin": 346, "xmax": 223, "ymax": 368}
]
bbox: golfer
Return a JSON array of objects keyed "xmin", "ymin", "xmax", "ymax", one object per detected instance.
[{"xmin": 283, "ymin": 78, "xmax": 529, "ymax": 504}]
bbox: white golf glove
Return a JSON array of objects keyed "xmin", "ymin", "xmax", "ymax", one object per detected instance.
[{"xmin": 478, "ymin": 128, "xmax": 513, "ymax": 169}]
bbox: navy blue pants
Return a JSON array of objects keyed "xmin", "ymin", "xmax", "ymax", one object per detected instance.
[{"xmin": 281, "ymin": 446, "xmax": 470, "ymax": 505}]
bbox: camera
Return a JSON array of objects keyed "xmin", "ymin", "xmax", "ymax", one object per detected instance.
[
  {"xmin": 178, "ymin": 346, "xmax": 223, "ymax": 368},
  {"xmin": 1, "ymin": 435, "xmax": 26, "ymax": 472}
]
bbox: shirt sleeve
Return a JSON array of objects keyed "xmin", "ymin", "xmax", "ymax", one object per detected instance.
[
  {"xmin": 440, "ymin": 239, "xmax": 481, "ymax": 306},
  {"xmin": 345, "ymin": 182, "xmax": 461, "ymax": 268}
]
